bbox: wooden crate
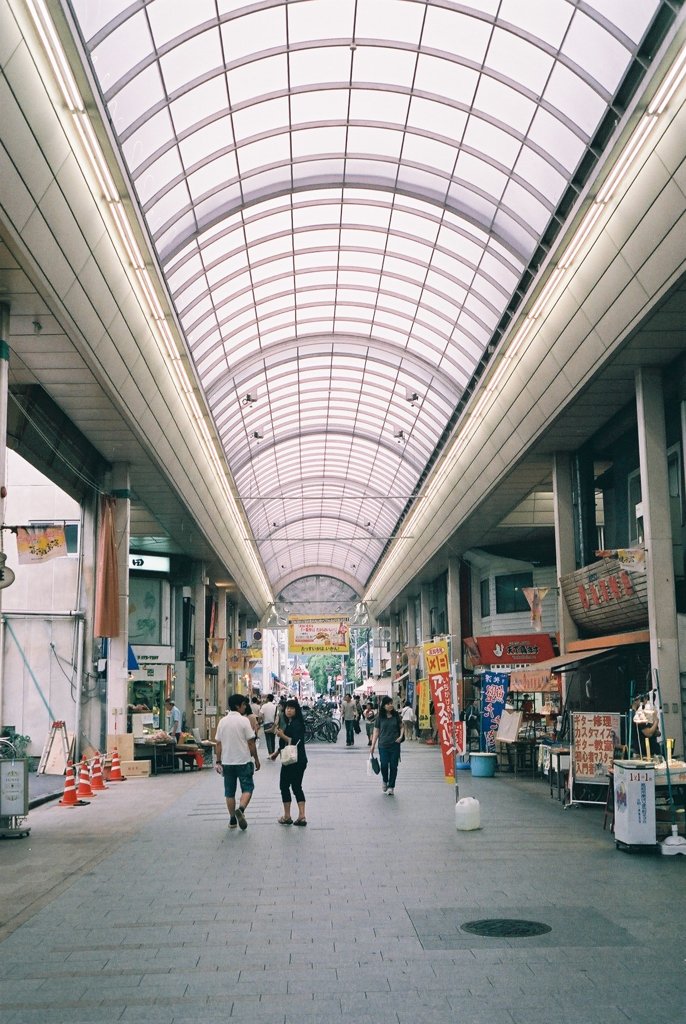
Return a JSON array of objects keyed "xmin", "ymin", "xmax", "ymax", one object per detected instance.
[{"xmin": 120, "ymin": 759, "xmax": 151, "ymax": 777}]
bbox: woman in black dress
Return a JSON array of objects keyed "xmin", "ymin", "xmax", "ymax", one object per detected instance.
[{"xmin": 274, "ymin": 698, "xmax": 308, "ymax": 825}]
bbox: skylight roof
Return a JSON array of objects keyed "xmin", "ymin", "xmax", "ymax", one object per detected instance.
[{"xmin": 68, "ymin": 0, "xmax": 661, "ymax": 591}]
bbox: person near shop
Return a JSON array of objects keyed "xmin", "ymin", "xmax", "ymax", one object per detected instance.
[
  {"xmin": 273, "ymin": 698, "xmax": 308, "ymax": 825},
  {"xmin": 462, "ymin": 698, "xmax": 481, "ymax": 751},
  {"xmin": 214, "ymin": 693, "xmax": 261, "ymax": 831},
  {"xmin": 400, "ymin": 700, "xmax": 416, "ymax": 741},
  {"xmin": 261, "ymin": 693, "xmax": 278, "ymax": 756},
  {"xmin": 370, "ymin": 695, "xmax": 404, "ymax": 795},
  {"xmin": 363, "ymin": 701, "xmax": 376, "ymax": 745},
  {"xmin": 342, "ymin": 693, "xmax": 358, "ymax": 746},
  {"xmin": 165, "ymin": 698, "xmax": 182, "ymax": 742}
]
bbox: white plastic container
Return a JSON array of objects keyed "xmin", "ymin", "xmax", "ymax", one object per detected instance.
[{"xmin": 455, "ymin": 796, "xmax": 480, "ymax": 831}]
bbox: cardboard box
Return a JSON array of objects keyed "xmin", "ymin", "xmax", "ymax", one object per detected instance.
[
  {"xmin": 107, "ymin": 733, "xmax": 134, "ymax": 761},
  {"xmin": 120, "ymin": 760, "xmax": 151, "ymax": 777}
]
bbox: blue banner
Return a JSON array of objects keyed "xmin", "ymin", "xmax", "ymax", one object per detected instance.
[
  {"xmin": 480, "ymin": 672, "xmax": 509, "ymax": 752},
  {"xmin": 406, "ymin": 678, "xmax": 415, "ymax": 709}
]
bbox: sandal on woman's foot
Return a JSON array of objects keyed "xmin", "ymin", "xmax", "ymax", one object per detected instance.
[
  {"xmin": 278, "ymin": 816, "xmax": 293, "ymax": 824},
  {"xmin": 293, "ymin": 818, "xmax": 307, "ymax": 826}
]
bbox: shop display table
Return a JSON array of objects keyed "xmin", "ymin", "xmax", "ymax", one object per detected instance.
[
  {"xmin": 134, "ymin": 741, "xmax": 176, "ymax": 774},
  {"xmin": 496, "ymin": 739, "xmax": 536, "ymax": 778}
]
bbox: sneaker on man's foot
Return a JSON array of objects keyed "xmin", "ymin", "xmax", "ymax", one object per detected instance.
[
  {"xmin": 235, "ymin": 807, "xmax": 248, "ymax": 831},
  {"xmin": 228, "ymin": 815, "xmax": 238, "ymax": 829},
  {"xmin": 382, "ymin": 782, "xmax": 388, "ymax": 792},
  {"xmin": 387, "ymin": 788, "xmax": 394, "ymax": 796}
]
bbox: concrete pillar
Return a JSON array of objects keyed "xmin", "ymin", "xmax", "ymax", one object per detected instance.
[
  {"xmin": 406, "ymin": 598, "xmax": 417, "ymax": 651},
  {"xmin": 553, "ymin": 452, "xmax": 579, "ymax": 652},
  {"xmin": 106, "ymin": 464, "xmax": 130, "ymax": 738},
  {"xmin": 193, "ymin": 563, "xmax": 206, "ymax": 731},
  {"xmin": 216, "ymin": 590, "xmax": 227, "ymax": 714},
  {"xmin": 420, "ymin": 584, "xmax": 431, "ymax": 643},
  {"xmin": 447, "ymin": 557, "xmax": 463, "ymax": 708},
  {"xmin": 390, "ymin": 613, "xmax": 399, "ymax": 674},
  {"xmin": 636, "ymin": 368, "xmax": 684, "ymax": 755}
]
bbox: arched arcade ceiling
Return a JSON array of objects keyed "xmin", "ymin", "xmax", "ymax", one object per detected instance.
[{"xmin": 65, "ymin": 0, "xmax": 665, "ymax": 597}]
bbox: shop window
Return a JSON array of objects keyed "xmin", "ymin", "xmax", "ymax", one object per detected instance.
[
  {"xmin": 495, "ymin": 572, "xmax": 533, "ymax": 614},
  {"xmin": 129, "ymin": 576, "xmax": 163, "ymax": 644},
  {"xmin": 480, "ymin": 578, "xmax": 490, "ymax": 618}
]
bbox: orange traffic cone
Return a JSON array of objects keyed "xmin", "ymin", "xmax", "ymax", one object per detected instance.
[
  {"xmin": 76, "ymin": 757, "xmax": 95, "ymax": 799},
  {"xmin": 90, "ymin": 752, "xmax": 108, "ymax": 792},
  {"xmin": 59, "ymin": 760, "xmax": 89, "ymax": 807},
  {"xmin": 108, "ymin": 747, "xmax": 126, "ymax": 782}
]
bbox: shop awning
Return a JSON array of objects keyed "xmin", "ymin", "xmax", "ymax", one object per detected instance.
[{"xmin": 509, "ymin": 648, "xmax": 613, "ymax": 691}]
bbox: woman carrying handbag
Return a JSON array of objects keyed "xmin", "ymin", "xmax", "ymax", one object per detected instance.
[{"xmin": 274, "ymin": 698, "xmax": 308, "ymax": 825}]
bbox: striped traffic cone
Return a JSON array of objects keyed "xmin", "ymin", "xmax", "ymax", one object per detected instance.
[
  {"xmin": 108, "ymin": 747, "xmax": 126, "ymax": 782},
  {"xmin": 76, "ymin": 757, "xmax": 95, "ymax": 799},
  {"xmin": 90, "ymin": 752, "xmax": 108, "ymax": 791},
  {"xmin": 59, "ymin": 760, "xmax": 88, "ymax": 806}
]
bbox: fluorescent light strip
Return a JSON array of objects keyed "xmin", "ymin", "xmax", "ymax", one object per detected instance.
[
  {"xmin": 557, "ymin": 204, "xmax": 605, "ymax": 271},
  {"xmin": 648, "ymin": 44, "xmax": 686, "ymax": 115},
  {"xmin": 27, "ymin": 0, "xmax": 82, "ymax": 112},
  {"xmin": 73, "ymin": 113, "xmax": 119, "ymax": 202},
  {"xmin": 596, "ymin": 115, "xmax": 659, "ymax": 204},
  {"xmin": 136, "ymin": 268, "xmax": 166, "ymax": 320},
  {"xmin": 108, "ymin": 202, "xmax": 145, "ymax": 269}
]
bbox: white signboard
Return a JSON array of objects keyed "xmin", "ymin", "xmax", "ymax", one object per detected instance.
[
  {"xmin": 129, "ymin": 554, "xmax": 170, "ymax": 573},
  {"xmin": 613, "ymin": 761, "xmax": 656, "ymax": 846}
]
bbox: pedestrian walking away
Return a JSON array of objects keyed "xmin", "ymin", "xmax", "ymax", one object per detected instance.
[
  {"xmin": 370, "ymin": 695, "xmax": 404, "ymax": 795},
  {"xmin": 400, "ymin": 700, "xmax": 416, "ymax": 741},
  {"xmin": 273, "ymin": 698, "xmax": 308, "ymax": 825},
  {"xmin": 341, "ymin": 693, "xmax": 358, "ymax": 746},
  {"xmin": 214, "ymin": 693, "xmax": 261, "ymax": 830},
  {"xmin": 260, "ymin": 693, "xmax": 278, "ymax": 756}
]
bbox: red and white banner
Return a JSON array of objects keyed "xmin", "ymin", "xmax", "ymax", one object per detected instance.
[
  {"xmin": 424, "ymin": 638, "xmax": 456, "ymax": 783},
  {"xmin": 465, "ymin": 633, "xmax": 555, "ymax": 666}
]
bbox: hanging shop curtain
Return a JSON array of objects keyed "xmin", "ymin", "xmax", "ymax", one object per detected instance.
[{"xmin": 94, "ymin": 496, "xmax": 120, "ymax": 637}]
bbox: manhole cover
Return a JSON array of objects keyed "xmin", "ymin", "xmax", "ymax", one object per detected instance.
[{"xmin": 461, "ymin": 918, "xmax": 551, "ymax": 938}]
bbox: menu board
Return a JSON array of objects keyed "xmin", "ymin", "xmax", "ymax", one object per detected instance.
[{"xmin": 572, "ymin": 713, "xmax": 621, "ymax": 783}]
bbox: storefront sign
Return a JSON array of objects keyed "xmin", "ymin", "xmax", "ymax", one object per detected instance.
[
  {"xmin": 128, "ymin": 554, "xmax": 170, "ymax": 573},
  {"xmin": 466, "ymin": 634, "xmax": 555, "ymax": 666},
  {"xmin": 560, "ymin": 557, "xmax": 648, "ymax": 635},
  {"xmin": 131, "ymin": 645, "xmax": 174, "ymax": 665},
  {"xmin": 480, "ymin": 672, "xmax": 508, "ymax": 752},
  {"xmin": 424, "ymin": 638, "xmax": 455, "ymax": 782},
  {"xmin": 572, "ymin": 712, "xmax": 621, "ymax": 783},
  {"xmin": 288, "ymin": 616, "xmax": 350, "ymax": 654}
]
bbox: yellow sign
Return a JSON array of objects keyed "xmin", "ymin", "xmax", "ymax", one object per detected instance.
[{"xmin": 288, "ymin": 616, "xmax": 350, "ymax": 654}]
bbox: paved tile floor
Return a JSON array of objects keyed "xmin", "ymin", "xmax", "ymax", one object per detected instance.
[{"xmin": 1, "ymin": 740, "xmax": 684, "ymax": 1024}]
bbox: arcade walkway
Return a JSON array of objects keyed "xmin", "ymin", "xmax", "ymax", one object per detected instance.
[{"xmin": 1, "ymin": 742, "xmax": 684, "ymax": 1024}]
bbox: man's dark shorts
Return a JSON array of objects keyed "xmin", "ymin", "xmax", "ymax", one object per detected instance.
[{"xmin": 222, "ymin": 762, "xmax": 255, "ymax": 798}]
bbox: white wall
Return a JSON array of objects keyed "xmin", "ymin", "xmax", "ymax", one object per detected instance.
[
  {"xmin": 469, "ymin": 553, "xmax": 559, "ymax": 638},
  {"xmin": 1, "ymin": 451, "xmax": 89, "ymax": 757}
]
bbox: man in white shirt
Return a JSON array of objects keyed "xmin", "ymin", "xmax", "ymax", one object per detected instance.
[
  {"xmin": 165, "ymin": 698, "xmax": 182, "ymax": 742},
  {"xmin": 214, "ymin": 693, "xmax": 260, "ymax": 830},
  {"xmin": 260, "ymin": 693, "xmax": 278, "ymax": 756}
]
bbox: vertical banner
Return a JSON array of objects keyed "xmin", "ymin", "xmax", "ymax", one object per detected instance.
[
  {"xmin": 424, "ymin": 638, "xmax": 456, "ymax": 782},
  {"xmin": 480, "ymin": 671, "xmax": 508, "ymax": 752},
  {"xmin": 406, "ymin": 678, "xmax": 415, "ymax": 710},
  {"xmin": 418, "ymin": 678, "xmax": 430, "ymax": 730},
  {"xmin": 454, "ymin": 720, "xmax": 466, "ymax": 757}
]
